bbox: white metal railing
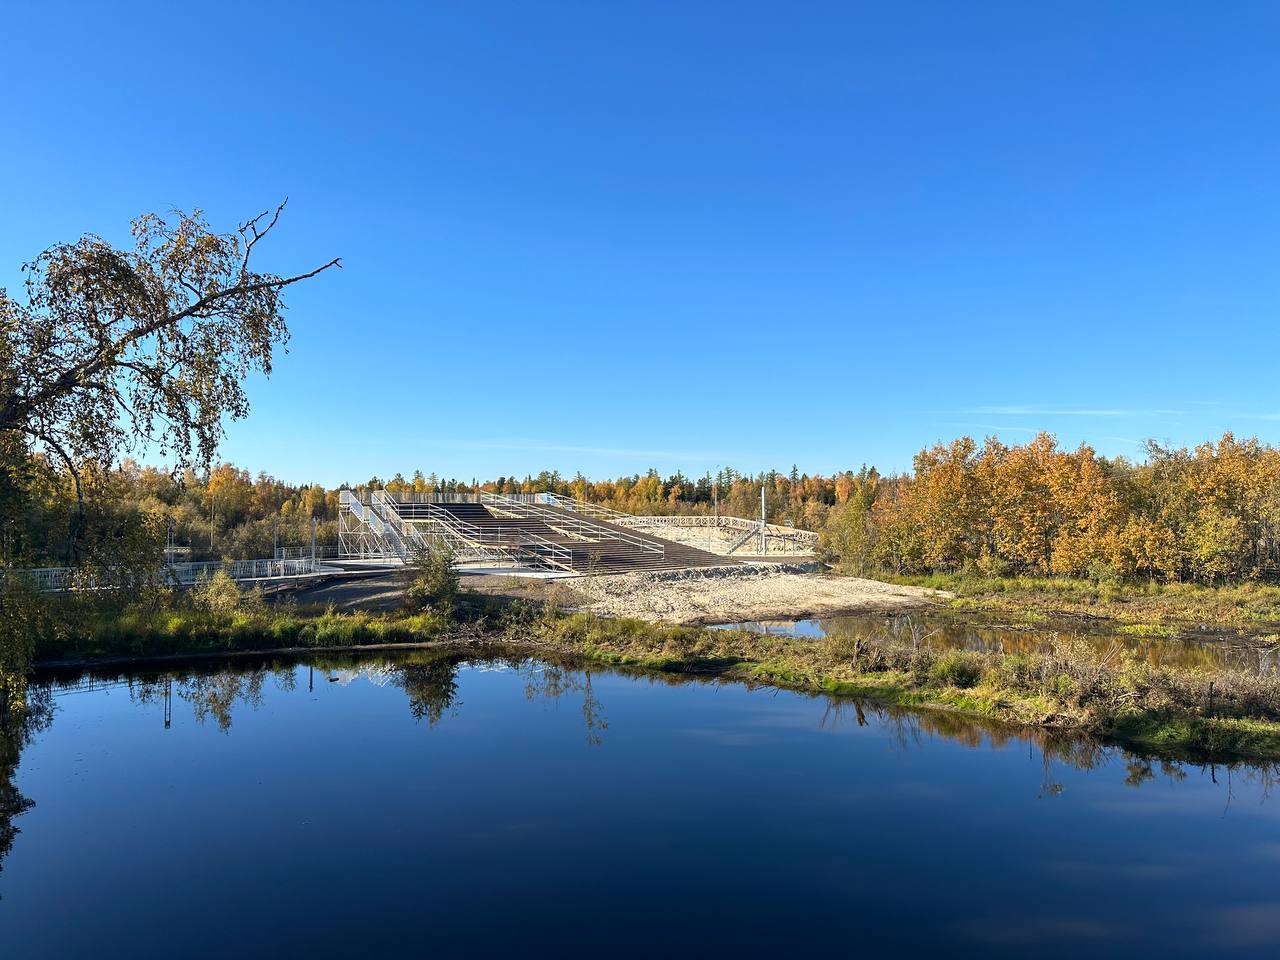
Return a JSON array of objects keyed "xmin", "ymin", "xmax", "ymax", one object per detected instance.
[
  {"xmin": 541, "ymin": 493, "xmax": 819, "ymax": 547},
  {"xmin": 483, "ymin": 493, "xmax": 664, "ymax": 556},
  {"xmin": 358, "ymin": 490, "xmax": 575, "ymax": 571},
  {"xmin": 339, "ymin": 489, "xmax": 392, "ymax": 559},
  {"xmin": 726, "ymin": 523, "xmax": 764, "ymax": 555},
  {"xmin": 399, "ymin": 501, "xmax": 556, "ymax": 558},
  {"xmin": 381, "ymin": 492, "xmax": 542, "ymax": 504},
  {"xmin": 632, "ymin": 513, "xmax": 820, "ymax": 546},
  {"xmin": 274, "ymin": 545, "xmax": 340, "ymax": 560},
  {"xmin": 368, "ymin": 490, "xmax": 420, "ymax": 559},
  {"xmin": 339, "ymin": 488, "xmax": 825, "ymax": 566},
  {"xmin": 9, "ymin": 557, "xmax": 326, "ymax": 592},
  {"xmin": 541, "ymin": 493, "xmax": 636, "ymax": 523},
  {"xmin": 167, "ymin": 558, "xmax": 325, "ymax": 583}
]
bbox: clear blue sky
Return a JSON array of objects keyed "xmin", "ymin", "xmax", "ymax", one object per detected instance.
[{"xmin": 3, "ymin": 1, "xmax": 1278, "ymax": 486}]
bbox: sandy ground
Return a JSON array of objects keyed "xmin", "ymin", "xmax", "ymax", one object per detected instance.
[
  {"xmin": 564, "ymin": 564, "xmax": 949, "ymax": 625},
  {"xmin": 280, "ymin": 564, "xmax": 949, "ymax": 625}
]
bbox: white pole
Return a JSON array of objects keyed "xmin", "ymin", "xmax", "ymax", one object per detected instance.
[
  {"xmin": 712, "ymin": 472, "xmax": 718, "ymax": 551},
  {"xmin": 760, "ymin": 483, "xmax": 766, "ymax": 554}
]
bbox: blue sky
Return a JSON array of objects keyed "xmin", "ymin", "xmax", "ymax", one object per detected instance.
[{"xmin": 3, "ymin": 1, "xmax": 1279, "ymax": 485}]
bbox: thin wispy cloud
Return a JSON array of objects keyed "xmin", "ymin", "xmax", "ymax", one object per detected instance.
[
  {"xmin": 966, "ymin": 405, "xmax": 1184, "ymax": 417},
  {"xmin": 948, "ymin": 422, "xmax": 1039, "ymax": 435}
]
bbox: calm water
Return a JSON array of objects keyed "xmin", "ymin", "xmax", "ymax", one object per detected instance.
[
  {"xmin": 3, "ymin": 652, "xmax": 1280, "ymax": 957},
  {"xmin": 715, "ymin": 611, "xmax": 1280, "ymax": 674}
]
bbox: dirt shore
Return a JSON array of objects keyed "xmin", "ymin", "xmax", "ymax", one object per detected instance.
[{"xmin": 562, "ymin": 564, "xmax": 949, "ymax": 625}]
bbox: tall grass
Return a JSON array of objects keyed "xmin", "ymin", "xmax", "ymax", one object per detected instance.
[
  {"xmin": 881, "ymin": 570, "xmax": 1280, "ymax": 628},
  {"xmin": 38, "ymin": 605, "xmax": 454, "ymax": 662}
]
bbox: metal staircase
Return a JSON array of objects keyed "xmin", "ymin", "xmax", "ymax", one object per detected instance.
[
  {"xmin": 339, "ymin": 490, "xmax": 573, "ymax": 570},
  {"xmin": 339, "ymin": 491, "xmax": 735, "ymax": 573},
  {"xmin": 725, "ymin": 522, "xmax": 764, "ymax": 555},
  {"xmin": 480, "ymin": 493, "xmax": 664, "ymax": 557}
]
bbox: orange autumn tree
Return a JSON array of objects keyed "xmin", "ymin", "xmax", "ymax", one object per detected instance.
[{"xmin": 850, "ymin": 430, "xmax": 1280, "ymax": 583}]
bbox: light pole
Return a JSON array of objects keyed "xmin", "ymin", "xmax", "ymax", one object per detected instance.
[
  {"xmin": 760, "ymin": 482, "xmax": 767, "ymax": 554},
  {"xmin": 711, "ymin": 469, "xmax": 719, "ymax": 551}
]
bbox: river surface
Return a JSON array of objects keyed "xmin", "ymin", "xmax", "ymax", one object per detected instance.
[{"xmin": 3, "ymin": 651, "xmax": 1280, "ymax": 957}]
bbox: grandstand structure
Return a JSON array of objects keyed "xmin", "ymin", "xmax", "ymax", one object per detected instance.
[{"xmin": 338, "ymin": 491, "xmax": 818, "ymax": 575}]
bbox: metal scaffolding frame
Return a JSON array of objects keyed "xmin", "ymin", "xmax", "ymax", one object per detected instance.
[{"xmin": 338, "ymin": 489, "xmax": 817, "ymax": 570}]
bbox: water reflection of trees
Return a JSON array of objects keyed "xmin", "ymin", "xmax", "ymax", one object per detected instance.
[
  {"xmin": 130, "ymin": 658, "xmax": 458, "ymax": 732},
  {"xmin": 516, "ymin": 660, "xmax": 608, "ymax": 746},
  {"xmin": 130, "ymin": 665, "xmax": 292, "ymax": 732},
  {"xmin": 819, "ymin": 689, "xmax": 1280, "ymax": 800},
  {"xmin": 395, "ymin": 659, "xmax": 459, "ymax": 727},
  {"xmin": 0, "ymin": 683, "xmax": 53, "ymax": 892}
]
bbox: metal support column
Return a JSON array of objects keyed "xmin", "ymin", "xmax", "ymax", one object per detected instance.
[{"xmin": 760, "ymin": 485, "xmax": 767, "ymax": 554}]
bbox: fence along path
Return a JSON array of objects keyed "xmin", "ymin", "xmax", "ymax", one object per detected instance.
[{"xmin": 13, "ymin": 557, "xmax": 329, "ymax": 592}]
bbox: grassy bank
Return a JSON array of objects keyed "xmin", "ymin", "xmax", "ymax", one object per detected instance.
[
  {"xmin": 33, "ymin": 605, "xmax": 457, "ymax": 664},
  {"xmin": 26, "ymin": 590, "xmax": 1280, "ymax": 763},
  {"xmin": 876, "ymin": 571, "xmax": 1280, "ymax": 635}
]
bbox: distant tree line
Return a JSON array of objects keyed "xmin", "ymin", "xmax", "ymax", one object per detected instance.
[{"xmin": 10, "ymin": 430, "xmax": 1280, "ymax": 584}]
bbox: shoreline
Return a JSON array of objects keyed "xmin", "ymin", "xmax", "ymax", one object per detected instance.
[{"xmin": 28, "ymin": 604, "xmax": 1280, "ymax": 765}]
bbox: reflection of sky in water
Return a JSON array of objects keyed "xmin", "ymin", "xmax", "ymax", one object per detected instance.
[
  {"xmin": 3, "ymin": 655, "xmax": 1279, "ymax": 956},
  {"xmin": 709, "ymin": 618, "xmax": 827, "ymax": 638}
]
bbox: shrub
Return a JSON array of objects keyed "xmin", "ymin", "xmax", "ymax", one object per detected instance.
[
  {"xmin": 188, "ymin": 570, "xmax": 251, "ymax": 616},
  {"xmin": 928, "ymin": 650, "xmax": 984, "ymax": 689},
  {"xmin": 405, "ymin": 544, "xmax": 459, "ymax": 615},
  {"xmin": 1086, "ymin": 562, "xmax": 1123, "ymax": 587},
  {"xmin": 975, "ymin": 553, "xmax": 1013, "ymax": 578}
]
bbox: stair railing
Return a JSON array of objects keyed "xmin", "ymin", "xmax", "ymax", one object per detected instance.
[
  {"xmin": 544, "ymin": 493, "xmax": 818, "ymax": 549},
  {"xmin": 482, "ymin": 493, "xmax": 663, "ymax": 557},
  {"xmin": 371, "ymin": 491, "xmax": 574, "ymax": 571}
]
